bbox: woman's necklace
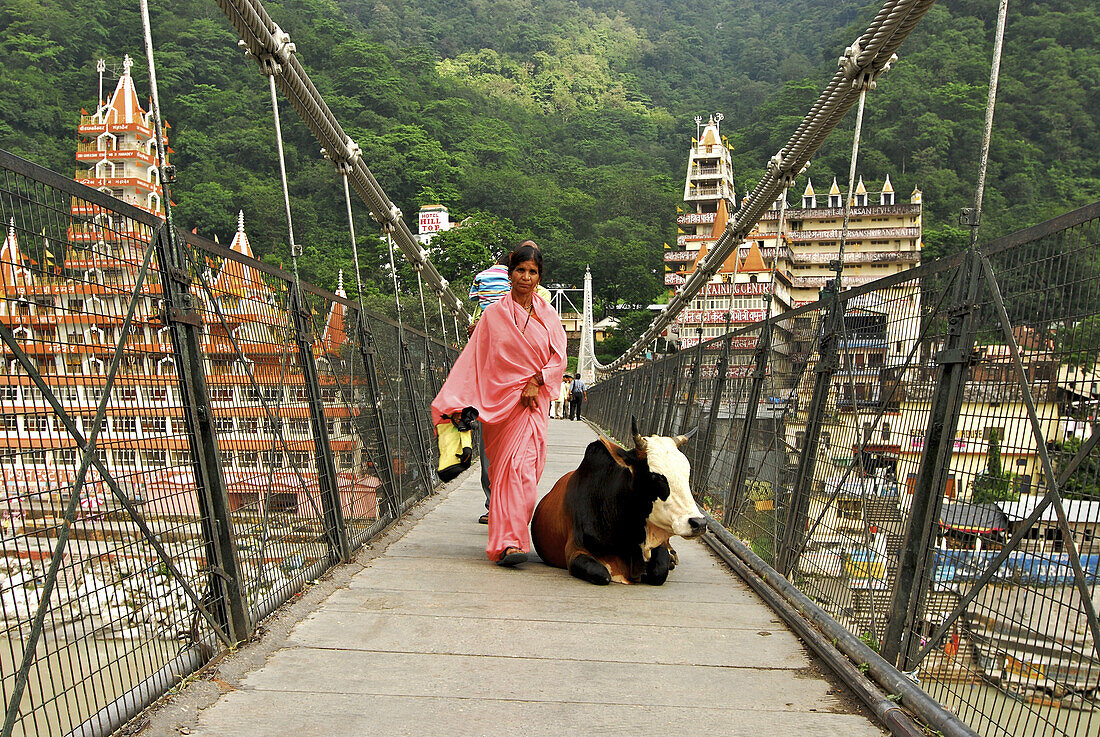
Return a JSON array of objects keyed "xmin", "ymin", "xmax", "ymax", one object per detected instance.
[{"xmin": 515, "ymin": 300, "xmax": 535, "ymax": 334}]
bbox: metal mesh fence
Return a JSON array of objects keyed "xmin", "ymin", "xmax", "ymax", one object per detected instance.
[
  {"xmin": 587, "ymin": 202, "xmax": 1100, "ymax": 737},
  {"xmin": 0, "ymin": 150, "xmax": 456, "ymax": 737}
]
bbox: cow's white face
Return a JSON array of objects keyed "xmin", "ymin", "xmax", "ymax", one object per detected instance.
[{"xmin": 643, "ymin": 436, "xmax": 706, "ymax": 538}]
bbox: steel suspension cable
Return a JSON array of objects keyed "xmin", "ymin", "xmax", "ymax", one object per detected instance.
[
  {"xmin": 968, "ymin": 0, "xmax": 1009, "ymax": 248},
  {"xmin": 438, "ymin": 295, "xmax": 448, "ymax": 346},
  {"xmin": 267, "ymin": 73, "xmax": 301, "ymax": 291},
  {"xmin": 386, "ymin": 228, "xmax": 403, "ymax": 326},
  {"xmin": 215, "ymin": 0, "xmax": 470, "ymax": 322},
  {"xmin": 416, "ymin": 269, "xmax": 430, "ymax": 339}
]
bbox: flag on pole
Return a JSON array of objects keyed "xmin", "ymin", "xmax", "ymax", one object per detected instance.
[{"xmin": 41, "ymin": 228, "xmax": 58, "ymax": 273}]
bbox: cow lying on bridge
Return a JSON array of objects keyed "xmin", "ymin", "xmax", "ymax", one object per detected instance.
[{"xmin": 531, "ymin": 421, "xmax": 706, "ymax": 585}]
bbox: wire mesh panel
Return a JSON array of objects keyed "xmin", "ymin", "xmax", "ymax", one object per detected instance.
[
  {"xmin": 904, "ymin": 206, "xmax": 1100, "ymax": 737},
  {"xmin": 792, "ymin": 267, "xmax": 956, "ymax": 655},
  {"xmin": 300, "ymin": 286, "xmax": 390, "ymax": 549},
  {"xmin": 586, "ymin": 203, "xmax": 1100, "ymax": 737},
  {"xmin": 0, "ymin": 150, "xmax": 459, "ymax": 737},
  {"xmin": 179, "ymin": 231, "xmax": 333, "ymax": 620},
  {"xmin": 0, "ymin": 157, "xmax": 221, "ymax": 737},
  {"xmin": 367, "ymin": 317, "xmax": 433, "ymax": 514}
]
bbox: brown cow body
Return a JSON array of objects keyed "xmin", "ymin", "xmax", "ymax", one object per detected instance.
[{"xmin": 531, "ymin": 431, "xmax": 704, "ymax": 586}]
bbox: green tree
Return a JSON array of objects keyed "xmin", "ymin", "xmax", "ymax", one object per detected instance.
[
  {"xmin": 1058, "ymin": 316, "xmax": 1100, "ymax": 369},
  {"xmin": 972, "ymin": 429, "xmax": 1018, "ymax": 504},
  {"xmin": 1059, "ymin": 437, "xmax": 1100, "ymax": 501}
]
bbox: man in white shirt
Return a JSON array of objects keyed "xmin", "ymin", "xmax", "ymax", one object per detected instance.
[{"xmin": 553, "ymin": 374, "xmax": 571, "ymax": 419}]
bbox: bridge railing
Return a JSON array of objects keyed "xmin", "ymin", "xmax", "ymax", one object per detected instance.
[
  {"xmin": 586, "ymin": 201, "xmax": 1100, "ymax": 737},
  {"xmin": 0, "ymin": 149, "xmax": 455, "ymax": 737}
]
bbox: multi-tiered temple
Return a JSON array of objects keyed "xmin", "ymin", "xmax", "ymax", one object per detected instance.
[
  {"xmin": 667, "ymin": 116, "xmax": 923, "ymax": 350},
  {"xmin": 0, "ymin": 57, "xmax": 377, "ymax": 520}
]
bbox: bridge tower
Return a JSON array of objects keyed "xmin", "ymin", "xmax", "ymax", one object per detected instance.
[{"xmin": 577, "ymin": 265, "xmax": 595, "ymax": 382}]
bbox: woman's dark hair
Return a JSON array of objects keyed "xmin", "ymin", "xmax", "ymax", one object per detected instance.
[{"xmin": 508, "ymin": 244, "xmax": 543, "ymax": 276}]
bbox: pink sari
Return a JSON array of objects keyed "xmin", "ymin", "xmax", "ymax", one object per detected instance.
[{"xmin": 432, "ymin": 293, "xmax": 567, "ymax": 561}]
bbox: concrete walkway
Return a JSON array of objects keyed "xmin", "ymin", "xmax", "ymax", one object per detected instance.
[{"xmin": 179, "ymin": 420, "xmax": 885, "ymax": 737}]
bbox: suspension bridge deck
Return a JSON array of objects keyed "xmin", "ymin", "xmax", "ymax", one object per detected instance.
[{"xmin": 139, "ymin": 420, "xmax": 885, "ymax": 737}]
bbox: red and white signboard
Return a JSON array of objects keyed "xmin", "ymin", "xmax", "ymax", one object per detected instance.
[{"xmin": 418, "ymin": 209, "xmax": 449, "ymax": 235}]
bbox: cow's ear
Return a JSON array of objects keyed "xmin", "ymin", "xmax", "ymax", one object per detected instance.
[{"xmin": 649, "ymin": 472, "xmax": 671, "ymax": 501}]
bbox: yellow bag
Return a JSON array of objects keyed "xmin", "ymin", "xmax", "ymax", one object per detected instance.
[{"xmin": 436, "ymin": 407, "xmax": 478, "ymax": 481}]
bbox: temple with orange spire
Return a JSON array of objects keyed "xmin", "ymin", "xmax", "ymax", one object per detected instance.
[
  {"xmin": 666, "ymin": 115, "xmax": 923, "ymax": 350},
  {"xmin": 0, "ymin": 57, "xmax": 378, "ymax": 522},
  {"xmin": 668, "ymin": 114, "xmax": 791, "ymax": 346}
]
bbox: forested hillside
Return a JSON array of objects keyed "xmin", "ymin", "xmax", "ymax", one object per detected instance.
[{"xmin": 0, "ymin": 0, "xmax": 1096, "ymax": 329}]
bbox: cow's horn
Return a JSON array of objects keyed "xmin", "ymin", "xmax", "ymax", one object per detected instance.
[
  {"xmin": 674, "ymin": 426, "xmax": 699, "ymax": 447},
  {"xmin": 631, "ymin": 416, "xmax": 647, "ymax": 452}
]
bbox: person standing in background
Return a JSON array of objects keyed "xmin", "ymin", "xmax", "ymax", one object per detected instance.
[
  {"xmin": 553, "ymin": 374, "xmax": 571, "ymax": 419},
  {"xmin": 468, "ymin": 252, "xmax": 510, "ymax": 522},
  {"xmin": 568, "ymin": 372, "xmax": 588, "ymax": 420}
]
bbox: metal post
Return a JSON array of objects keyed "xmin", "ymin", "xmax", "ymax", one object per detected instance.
[
  {"xmin": 697, "ymin": 317, "xmax": 734, "ymax": 487},
  {"xmin": 153, "ymin": 226, "xmax": 251, "ymax": 643},
  {"xmin": 881, "ymin": 251, "xmax": 982, "ymax": 668},
  {"xmin": 291, "ymin": 288, "xmax": 350, "ymax": 562},
  {"xmin": 645, "ymin": 359, "xmax": 663, "ymax": 433},
  {"xmin": 724, "ymin": 319, "xmax": 773, "ymax": 526},
  {"xmin": 400, "ymin": 338, "xmax": 436, "ymax": 498},
  {"xmin": 661, "ymin": 354, "xmax": 684, "ymax": 436},
  {"xmin": 352, "ymin": 314, "xmax": 401, "ymax": 521},
  {"xmin": 779, "ymin": 287, "xmax": 843, "ymax": 577},
  {"xmin": 681, "ymin": 329, "xmax": 706, "ymax": 434}
]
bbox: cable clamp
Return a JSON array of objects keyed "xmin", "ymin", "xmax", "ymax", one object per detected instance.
[
  {"xmin": 291, "ymin": 244, "xmax": 303, "ymax": 257},
  {"xmin": 839, "ymin": 43, "xmax": 898, "ymax": 90},
  {"xmin": 270, "ymin": 25, "xmax": 296, "ymax": 64},
  {"xmin": 767, "ymin": 153, "xmax": 808, "ymax": 187}
]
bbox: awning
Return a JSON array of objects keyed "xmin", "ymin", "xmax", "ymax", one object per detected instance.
[{"xmin": 939, "ymin": 502, "xmax": 1008, "ymax": 534}]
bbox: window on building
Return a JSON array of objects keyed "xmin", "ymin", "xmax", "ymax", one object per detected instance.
[
  {"xmin": 2, "ymin": 416, "xmax": 17, "ymax": 432},
  {"xmin": 214, "ymin": 417, "xmax": 235, "ymax": 433},
  {"xmin": 141, "ymin": 416, "xmax": 168, "ymax": 434},
  {"xmin": 209, "ymin": 387, "xmax": 235, "ymax": 402},
  {"xmin": 113, "ymin": 416, "xmax": 138, "ymax": 434},
  {"xmin": 141, "ymin": 449, "xmax": 167, "ymax": 467},
  {"xmin": 882, "ymin": 422, "xmax": 891, "ymax": 441},
  {"xmin": 114, "ymin": 449, "xmax": 137, "ymax": 467},
  {"xmin": 837, "ymin": 499, "xmax": 863, "ymax": 520},
  {"xmin": 863, "ymin": 422, "xmax": 873, "ymax": 444},
  {"xmin": 25, "ymin": 416, "xmax": 48, "ymax": 432}
]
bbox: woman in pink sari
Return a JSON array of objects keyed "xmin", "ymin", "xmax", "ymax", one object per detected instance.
[{"xmin": 432, "ymin": 245, "xmax": 568, "ymax": 566}]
